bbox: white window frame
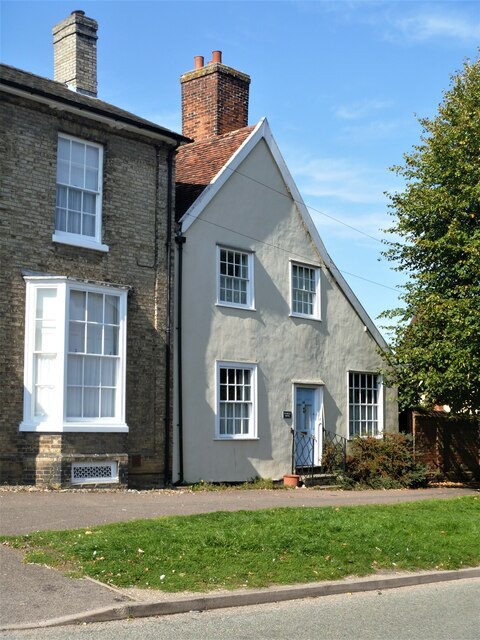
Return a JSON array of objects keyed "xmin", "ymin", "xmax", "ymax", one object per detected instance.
[
  {"xmin": 348, "ymin": 371, "xmax": 384, "ymax": 439},
  {"xmin": 215, "ymin": 361, "xmax": 258, "ymax": 440},
  {"xmin": 216, "ymin": 246, "xmax": 255, "ymax": 310},
  {"xmin": 20, "ymin": 276, "xmax": 128, "ymax": 433},
  {"xmin": 289, "ymin": 261, "xmax": 321, "ymax": 320},
  {"xmin": 52, "ymin": 133, "xmax": 108, "ymax": 252}
]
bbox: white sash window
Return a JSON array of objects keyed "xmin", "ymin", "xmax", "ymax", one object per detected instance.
[
  {"xmin": 216, "ymin": 362, "xmax": 257, "ymax": 439},
  {"xmin": 348, "ymin": 372, "xmax": 383, "ymax": 438},
  {"xmin": 290, "ymin": 261, "xmax": 321, "ymax": 320},
  {"xmin": 217, "ymin": 246, "xmax": 254, "ymax": 310},
  {"xmin": 52, "ymin": 134, "xmax": 108, "ymax": 252},
  {"xmin": 20, "ymin": 277, "xmax": 128, "ymax": 432}
]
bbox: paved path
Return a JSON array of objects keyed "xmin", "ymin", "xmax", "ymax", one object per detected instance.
[
  {"xmin": 0, "ymin": 546, "xmax": 131, "ymax": 628},
  {"xmin": 0, "ymin": 486, "xmax": 477, "ymax": 630},
  {"xmin": 0, "ymin": 486, "xmax": 476, "ymax": 535}
]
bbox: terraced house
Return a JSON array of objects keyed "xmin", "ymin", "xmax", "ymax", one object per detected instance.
[
  {"xmin": 0, "ymin": 11, "xmax": 187, "ymax": 487},
  {"xmin": 174, "ymin": 53, "xmax": 398, "ymax": 483},
  {"xmin": 1, "ymin": 12, "xmax": 398, "ymax": 489}
]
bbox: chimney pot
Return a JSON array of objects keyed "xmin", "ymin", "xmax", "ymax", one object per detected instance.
[
  {"xmin": 181, "ymin": 51, "xmax": 250, "ymax": 141},
  {"xmin": 72, "ymin": 9, "xmax": 85, "ymax": 15},
  {"xmin": 194, "ymin": 55, "xmax": 204, "ymax": 69}
]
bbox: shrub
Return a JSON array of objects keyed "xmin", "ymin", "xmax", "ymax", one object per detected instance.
[{"xmin": 345, "ymin": 433, "xmax": 429, "ymax": 489}]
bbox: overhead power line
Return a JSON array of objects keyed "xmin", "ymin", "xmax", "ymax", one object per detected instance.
[
  {"xmin": 181, "ymin": 211, "xmax": 400, "ymax": 293},
  {"xmin": 226, "ymin": 165, "xmax": 391, "ymax": 246}
]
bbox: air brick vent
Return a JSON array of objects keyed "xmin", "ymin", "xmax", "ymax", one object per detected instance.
[{"xmin": 71, "ymin": 461, "xmax": 118, "ymax": 484}]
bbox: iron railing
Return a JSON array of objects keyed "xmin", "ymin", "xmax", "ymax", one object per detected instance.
[
  {"xmin": 322, "ymin": 428, "xmax": 347, "ymax": 473},
  {"xmin": 291, "ymin": 428, "xmax": 348, "ymax": 477},
  {"xmin": 292, "ymin": 430, "xmax": 315, "ymax": 476}
]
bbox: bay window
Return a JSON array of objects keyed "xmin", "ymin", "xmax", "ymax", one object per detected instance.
[{"xmin": 20, "ymin": 276, "xmax": 128, "ymax": 432}]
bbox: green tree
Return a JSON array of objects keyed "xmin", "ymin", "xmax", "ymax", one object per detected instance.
[{"xmin": 382, "ymin": 56, "xmax": 480, "ymax": 415}]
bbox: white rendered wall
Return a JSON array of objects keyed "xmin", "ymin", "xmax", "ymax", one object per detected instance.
[{"xmin": 175, "ymin": 139, "xmax": 397, "ymax": 483}]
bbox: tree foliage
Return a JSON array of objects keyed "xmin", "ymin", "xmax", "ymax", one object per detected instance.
[{"xmin": 382, "ymin": 55, "xmax": 480, "ymax": 415}]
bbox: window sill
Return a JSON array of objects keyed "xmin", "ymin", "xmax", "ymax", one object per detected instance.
[
  {"xmin": 214, "ymin": 437, "xmax": 259, "ymax": 441},
  {"xmin": 348, "ymin": 433, "xmax": 383, "ymax": 441},
  {"xmin": 289, "ymin": 312, "xmax": 322, "ymax": 322},
  {"xmin": 20, "ymin": 421, "xmax": 129, "ymax": 433},
  {"xmin": 216, "ymin": 302, "xmax": 256, "ymax": 312},
  {"xmin": 52, "ymin": 233, "xmax": 109, "ymax": 253}
]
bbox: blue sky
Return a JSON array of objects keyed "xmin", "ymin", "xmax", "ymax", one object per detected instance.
[{"xmin": 2, "ymin": 0, "xmax": 479, "ymax": 337}]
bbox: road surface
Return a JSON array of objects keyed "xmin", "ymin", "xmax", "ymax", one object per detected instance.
[{"xmin": 2, "ymin": 577, "xmax": 478, "ymax": 640}]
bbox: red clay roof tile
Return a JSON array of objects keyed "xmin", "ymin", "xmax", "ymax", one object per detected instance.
[{"xmin": 176, "ymin": 125, "xmax": 255, "ymax": 219}]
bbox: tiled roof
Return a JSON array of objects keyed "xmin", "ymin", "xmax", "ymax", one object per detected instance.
[
  {"xmin": 0, "ymin": 63, "xmax": 187, "ymax": 144},
  {"xmin": 175, "ymin": 126, "xmax": 255, "ymax": 219}
]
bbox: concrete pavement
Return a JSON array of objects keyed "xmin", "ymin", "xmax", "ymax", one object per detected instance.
[
  {"xmin": 0, "ymin": 486, "xmax": 476, "ymax": 535},
  {"xmin": 0, "ymin": 486, "xmax": 478, "ymax": 630}
]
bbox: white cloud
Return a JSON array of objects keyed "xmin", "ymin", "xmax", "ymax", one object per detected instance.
[
  {"xmin": 338, "ymin": 116, "xmax": 416, "ymax": 144},
  {"xmin": 312, "ymin": 1, "xmax": 480, "ymax": 44},
  {"xmin": 393, "ymin": 10, "xmax": 480, "ymax": 42},
  {"xmin": 335, "ymin": 99, "xmax": 392, "ymax": 120},
  {"xmin": 286, "ymin": 152, "xmax": 406, "ymax": 246},
  {"xmin": 387, "ymin": 3, "xmax": 480, "ymax": 42},
  {"xmin": 290, "ymin": 156, "xmax": 391, "ymax": 205},
  {"xmin": 308, "ymin": 206, "xmax": 389, "ymax": 243}
]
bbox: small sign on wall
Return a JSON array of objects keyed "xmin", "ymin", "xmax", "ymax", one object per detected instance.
[{"xmin": 283, "ymin": 411, "xmax": 292, "ymax": 419}]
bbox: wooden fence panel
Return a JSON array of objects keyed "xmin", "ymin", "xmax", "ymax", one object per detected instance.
[{"xmin": 410, "ymin": 412, "xmax": 479, "ymax": 481}]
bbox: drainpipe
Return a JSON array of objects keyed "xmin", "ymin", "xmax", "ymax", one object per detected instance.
[
  {"xmin": 163, "ymin": 146, "xmax": 177, "ymax": 487},
  {"xmin": 175, "ymin": 231, "xmax": 186, "ymax": 484}
]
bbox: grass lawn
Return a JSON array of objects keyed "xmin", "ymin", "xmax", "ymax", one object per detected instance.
[{"xmin": 2, "ymin": 496, "xmax": 479, "ymax": 592}]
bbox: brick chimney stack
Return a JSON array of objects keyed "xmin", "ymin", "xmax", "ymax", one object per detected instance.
[
  {"xmin": 53, "ymin": 10, "xmax": 98, "ymax": 97},
  {"xmin": 181, "ymin": 51, "xmax": 251, "ymax": 142}
]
